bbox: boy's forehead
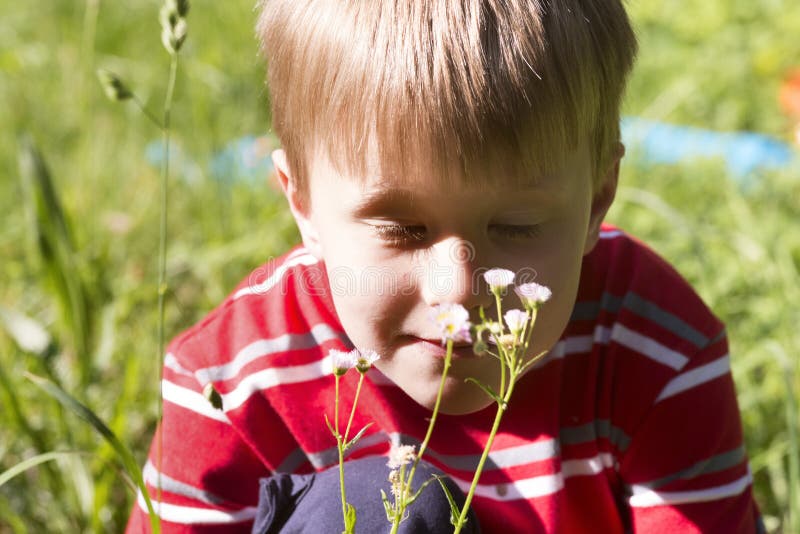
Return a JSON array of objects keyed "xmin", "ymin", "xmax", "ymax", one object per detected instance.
[{"xmin": 309, "ymin": 138, "xmax": 592, "ymax": 201}]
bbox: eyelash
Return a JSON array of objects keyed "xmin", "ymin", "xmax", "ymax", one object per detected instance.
[
  {"xmin": 371, "ymin": 224, "xmax": 541, "ymax": 244},
  {"xmin": 493, "ymin": 224, "xmax": 542, "ymax": 239},
  {"xmin": 371, "ymin": 224, "xmax": 427, "ymax": 244}
]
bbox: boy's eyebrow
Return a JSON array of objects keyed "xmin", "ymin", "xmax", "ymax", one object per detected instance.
[{"xmin": 350, "ymin": 188, "xmax": 417, "ymax": 216}]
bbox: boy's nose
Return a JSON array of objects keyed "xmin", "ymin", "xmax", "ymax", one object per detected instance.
[{"xmin": 419, "ymin": 237, "xmax": 493, "ymax": 312}]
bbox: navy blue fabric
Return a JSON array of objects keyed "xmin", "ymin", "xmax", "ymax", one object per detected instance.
[{"xmin": 252, "ymin": 456, "xmax": 481, "ymax": 533}]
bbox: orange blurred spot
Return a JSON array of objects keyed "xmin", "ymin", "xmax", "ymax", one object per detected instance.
[{"xmin": 779, "ymin": 69, "xmax": 800, "ymax": 118}]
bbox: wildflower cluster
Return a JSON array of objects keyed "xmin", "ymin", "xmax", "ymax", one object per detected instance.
[
  {"xmin": 326, "ymin": 348, "xmax": 379, "ymax": 534},
  {"xmin": 447, "ymin": 269, "xmax": 550, "ymax": 533},
  {"xmin": 386, "ymin": 443, "xmax": 417, "ymax": 500},
  {"xmin": 326, "ymin": 269, "xmax": 550, "ymax": 534},
  {"xmin": 382, "ymin": 271, "xmax": 550, "ymax": 533}
]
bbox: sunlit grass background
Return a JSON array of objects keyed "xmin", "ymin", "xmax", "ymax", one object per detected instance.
[{"xmin": 1, "ymin": 1, "xmax": 798, "ymax": 532}]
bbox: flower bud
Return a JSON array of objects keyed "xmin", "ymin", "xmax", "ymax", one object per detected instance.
[
  {"xmin": 486, "ymin": 321, "xmax": 503, "ymax": 336},
  {"xmin": 96, "ymin": 69, "xmax": 133, "ymax": 101},
  {"xmin": 161, "ymin": 19, "xmax": 188, "ymax": 54},
  {"xmin": 354, "ymin": 349, "xmax": 380, "ymax": 374},
  {"xmin": 160, "ymin": 4, "xmax": 188, "ymax": 54},
  {"xmin": 166, "ymin": 0, "xmax": 190, "ymax": 17},
  {"xmin": 496, "ymin": 334, "xmax": 518, "ymax": 351},
  {"xmin": 330, "ymin": 349, "xmax": 356, "ymax": 376}
]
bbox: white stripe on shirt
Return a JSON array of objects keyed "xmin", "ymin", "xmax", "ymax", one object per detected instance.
[
  {"xmin": 143, "ymin": 461, "xmax": 226, "ymax": 506},
  {"xmin": 599, "ymin": 229, "xmax": 624, "ymax": 239},
  {"xmin": 656, "ymin": 355, "xmax": 730, "ymax": 402},
  {"xmin": 610, "ymin": 323, "xmax": 689, "ymax": 370},
  {"xmin": 221, "ymin": 355, "xmax": 333, "ymax": 412},
  {"xmin": 194, "ymin": 323, "xmax": 343, "ymax": 384},
  {"xmin": 628, "ymin": 469, "xmax": 752, "ymax": 507},
  {"xmin": 206, "ymin": 322, "xmax": 690, "ymax": 414},
  {"xmin": 448, "ymin": 452, "xmax": 616, "ymax": 502},
  {"xmin": 164, "ymin": 352, "xmax": 194, "ymax": 377},
  {"xmin": 136, "ymin": 490, "xmax": 257, "ymax": 524},
  {"xmin": 162, "ymin": 379, "xmax": 231, "ymax": 424},
  {"xmin": 233, "ymin": 251, "xmax": 319, "ymax": 300}
]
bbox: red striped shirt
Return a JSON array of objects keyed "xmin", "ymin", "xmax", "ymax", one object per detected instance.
[{"xmin": 127, "ymin": 225, "xmax": 762, "ymax": 533}]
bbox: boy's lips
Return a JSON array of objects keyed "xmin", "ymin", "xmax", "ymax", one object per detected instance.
[{"xmin": 408, "ymin": 336, "xmax": 477, "ymax": 359}]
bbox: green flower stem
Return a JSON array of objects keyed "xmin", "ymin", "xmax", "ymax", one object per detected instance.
[
  {"xmin": 519, "ymin": 308, "xmax": 539, "ymax": 372},
  {"xmin": 495, "ymin": 293, "xmax": 507, "ymax": 398},
  {"xmin": 453, "ymin": 375, "xmax": 517, "ymax": 534},
  {"xmin": 156, "ymin": 51, "xmax": 179, "ymax": 525},
  {"xmin": 344, "ymin": 373, "xmax": 365, "ymax": 441},
  {"xmin": 454, "ymin": 305, "xmax": 541, "ymax": 533},
  {"xmin": 335, "ymin": 375, "xmax": 349, "ymax": 529},
  {"xmin": 389, "ymin": 339, "xmax": 454, "ymax": 534}
]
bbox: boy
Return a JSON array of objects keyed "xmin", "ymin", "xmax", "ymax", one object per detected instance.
[{"xmin": 128, "ymin": 0, "xmax": 763, "ymax": 532}]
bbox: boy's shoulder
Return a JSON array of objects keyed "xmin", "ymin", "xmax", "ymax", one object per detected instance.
[
  {"xmin": 579, "ymin": 223, "xmax": 724, "ymax": 346},
  {"xmin": 165, "ymin": 246, "xmax": 346, "ymax": 375},
  {"xmin": 565, "ymin": 223, "xmax": 729, "ymax": 422}
]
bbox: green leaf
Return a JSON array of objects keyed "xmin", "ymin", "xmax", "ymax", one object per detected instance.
[
  {"xmin": 380, "ymin": 488, "xmax": 394, "ymax": 522},
  {"xmin": 465, "ymin": 377, "xmax": 503, "ymax": 405},
  {"xmin": 407, "ymin": 474, "xmax": 439, "ymax": 506},
  {"xmin": 518, "ymin": 349, "xmax": 549, "ymax": 374},
  {"xmin": 324, "ymin": 412, "xmax": 339, "ymax": 440},
  {"xmin": 434, "ymin": 475, "xmax": 462, "ymax": 526},
  {"xmin": 343, "ymin": 422, "xmax": 373, "ymax": 452},
  {"xmin": 0, "ymin": 451, "xmax": 84, "ymax": 488},
  {"xmin": 25, "ymin": 372, "xmax": 161, "ymax": 534},
  {"xmin": 343, "ymin": 502, "xmax": 357, "ymax": 533}
]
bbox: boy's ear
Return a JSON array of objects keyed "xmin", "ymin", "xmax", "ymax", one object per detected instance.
[
  {"xmin": 583, "ymin": 143, "xmax": 624, "ymax": 256},
  {"xmin": 272, "ymin": 149, "xmax": 323, "ymax": 259}
]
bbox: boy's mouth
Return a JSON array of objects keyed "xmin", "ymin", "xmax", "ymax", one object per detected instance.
[{"xmin": 408, "ymin": 336, "xmax": 477, "ymax": 359}]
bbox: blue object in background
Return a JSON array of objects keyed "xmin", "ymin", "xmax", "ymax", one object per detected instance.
[
  {"xmin": 148, "ymin": 119, "xmax": 796, "ymax": 186},
  {"xmin": 621, "ymin": 117, "xmax": 796, "ymax": 182},
  {"xmin": 144, "ymin": 142, "xmax": 204, "ymax": 184},
  {"xmin": 208, "ymin": 134, "xmax": 277, "ymax": 184},
  {"xmin": 146, "ymin": 134, "xmax": 277, "ymax": 185}
]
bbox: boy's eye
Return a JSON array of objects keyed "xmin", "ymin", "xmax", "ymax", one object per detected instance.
[
  {"xmin": 371, "ymin": 224, "xmax": 427, "ymax": 245},
  {"xmin": 490, "ymin": 224, "xmax": 541, "ymax": 239}
]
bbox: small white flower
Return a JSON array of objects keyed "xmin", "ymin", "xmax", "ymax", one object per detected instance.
[
  {"xmin": 430, "ymin": 303, "xmax": 472, "ymax": 344},
  {"xmin": 496, "ymin": 333, "xmax": 518, "ymax": 350},
  {"xmin": 486, "ymin": 321, "xmax": 504, "ymax": 336},
  {"xmin": 387, "ymin": 443, "xmax": 416, "ymax": 469},
  {"xmin": 514, "ymin": 282, "xmax": 552, "ymax": 309},
  {"xmin": 330, "ymin": 349, "xmax": 356, "ymax": 376},
  {"xmin": 503, "ymin": 309, "xmax": 529, "ymax": 335},
  {"xmin": 483, "ymin": 268, "xmax": 515, "ymax": 293},
  {"xmin": 354, "ymin": 348, "xmax": 380, "ymax": 374}
]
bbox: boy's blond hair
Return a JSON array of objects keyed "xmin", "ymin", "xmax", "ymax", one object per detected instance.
[{"xmin": 257, "ymin": 0, "xmax": 637, "ymax": 199}]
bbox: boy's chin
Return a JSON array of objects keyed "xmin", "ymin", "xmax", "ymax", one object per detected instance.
[{"xmin": 410, "ymin": 385, "xmax": 496, "ymax": 416}]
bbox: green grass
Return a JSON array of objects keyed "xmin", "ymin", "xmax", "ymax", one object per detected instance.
[{"xmin": 0, "ymin": 0, "xmax": 798, "ymax": 532}]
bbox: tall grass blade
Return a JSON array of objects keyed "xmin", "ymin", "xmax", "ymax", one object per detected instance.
[
  {"xmin": 25, "ymin": 372, "xmax": 161, "ymax": 534},
  {"xmin": 18, "ymin": 136, "xmax": 93, "ymax": 384},
  {"xmin": 778, "ymin": 349, "xmax": 800, "ymax": 533},
  {"xmin": 0, "ymin": 451, "xmax": 84, "ymax": 488}
]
